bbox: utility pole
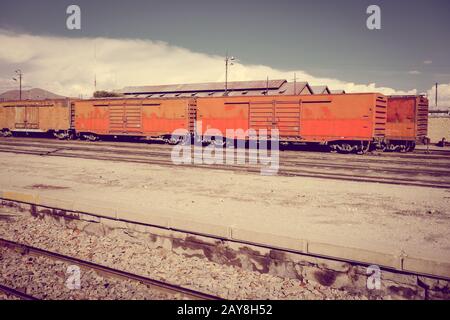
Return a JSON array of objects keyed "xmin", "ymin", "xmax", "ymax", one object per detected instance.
[
  {"xmin": 94, "ymin": 42, "xmax": 97, "ymax": 93},
  {"xmin": 435, "ymin": 82, "xmax": 438, "ymax": 108},
  {"xmin": 225, "ymin": 52, "xmax": 235, "ymax": 96},
  {"xmin": 293, "ymin": 73, "xmax": 297, "ymax": 95},
  {"xmin": 13, "ymin": 69, "xmax": 23, "ymax": 100}
]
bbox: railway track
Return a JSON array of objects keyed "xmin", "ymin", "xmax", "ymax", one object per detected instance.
[
  {"xmin": 2, "ymin": 136, "xmax": 450, "ymax": 166},
  {"xmin": 2, "ymin": 139, "xmax": 450, "ymax": 170},
  {"xmin": 0, "ymin": 238, "xmax": 222, "ymax": 300},
  {"xmin": 0, "ymin": 283, "xmax": 39, "ymax": 300},
  {"xmin": 0, "ymin": 137, "xmax": 450, "ymax": 189},
  {"xmin": 1, "ymin": 201, "xmax": 449, "ymax": 300},
  {"xmin": 3, "ymin": 136, "xmax": 450, "ymax": 157}
]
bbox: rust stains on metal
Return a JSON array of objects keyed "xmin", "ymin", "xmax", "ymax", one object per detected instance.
[
  {"xmin": 196, "ymin": 93, "xmax": 387, "ymax": 143},
  {"xmin": 386, "ymin": 95, "xmax": 429, "ymax": 141}
]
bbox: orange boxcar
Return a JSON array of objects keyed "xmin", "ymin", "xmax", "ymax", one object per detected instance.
[
  {"xmin": 196, "ymin": 93, "xmax": 387, "ymax": 152},
  {"xmin": 73, "ymin": 97, "xmax": 196, "ymax": 142},
  {"xmin": 386, "ymin": 95, "xmax": 428, "ymax": 151},
  {"xmin": 0, "ymin": 99, "xmax": 72, "ymax": 138}
]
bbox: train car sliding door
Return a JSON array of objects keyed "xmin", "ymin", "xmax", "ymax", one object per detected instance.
[
  {"xmin": 26, "ymin": 107, "xmax": 39, "ymax": 129},
  {"xmin": 109, "ymin": 103, "xmax": 142, "ymax": 134},
  {"xmin": 274, "ymin": 100, "xmax": 301, "ymax": 138},
  {"xmin": 249, "ymin": 101, "xmax": 274, "ymax": 133},
  {"xmin": 123, "ymin": 105, "xmax": 143, "ymax": 132},
  {"xmin": 249, "ymin": 100, "xmax": 301, "ymax": 138},
  {"xmin": 14, "ymin": 106, "xmax": 26, "ymax": 129},
  {"xmin": 15, "ymin": 105, "xmax": 39, "ymax": 129}
]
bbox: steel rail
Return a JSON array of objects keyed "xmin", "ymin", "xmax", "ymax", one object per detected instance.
[
  {"xmin": 0, "ymin": 238, "xmax": 222, "ymax": 300},
  {"xmin": 0, "ymin": 146, "xmax": 449, "ymax": 189},
  {"xmin": 1, "ymin": 140, "xmax": 450, "ymax": 174},
  {"xmin": 3, "ymin": 141, "xmax": 450, "ymax": 172},
  {"xmin": 2, "ymin": 136, "xmax": 450, "ymax": 159},
  {"xmin": 0, "ymin": 283, "xmax": 39, "ymax": 300},
  {"xmin": 1, "ymin": 137, "xmax": 449, "ymax": 173}
]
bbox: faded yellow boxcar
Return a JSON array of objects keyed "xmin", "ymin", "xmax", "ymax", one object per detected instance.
[{"xmin": 0, "ymin": 99, "xmax": 72, "ymax": 138}]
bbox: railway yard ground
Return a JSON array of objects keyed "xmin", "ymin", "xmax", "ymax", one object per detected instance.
[{"xmin": 0, "ymin": 137, "xmax": 449, "ymax": 300}]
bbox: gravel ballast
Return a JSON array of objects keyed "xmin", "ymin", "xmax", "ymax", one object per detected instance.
[
  {"xmin": 0, "ymin": 206, "xmax": 369, "ymax": 300},
  {"xmin": 0, "ymin": 247, "xmax": 181, "ymax": 300}
]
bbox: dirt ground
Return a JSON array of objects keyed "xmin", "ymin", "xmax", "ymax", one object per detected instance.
[{"xmin": 0, "ymin": 152, "xmax": 449, "ymax": 265}]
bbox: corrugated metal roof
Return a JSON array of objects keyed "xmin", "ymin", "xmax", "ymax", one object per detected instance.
[
  {"xmin": 311, "ymin": 85, "xmax": 331, "ymax": 94},
  {"xmin": 118, "ymin": 79, "xmax": 287, "ymax": 95},
  {"xmin": 115, "ymin": 79, "xmax": 322, "ymax": 97},
  {"xmin": 279, "ymin": 82, "xmax": 312, "ymax": 95}
]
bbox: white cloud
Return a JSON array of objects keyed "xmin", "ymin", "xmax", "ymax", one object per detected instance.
[
  {"xmin": 0, "ymin": 29, "xmax": 418, "ymax": 97},
  {"xmin": 424, "ymin": 60, "xmax": 433, "ymax": 65},
  {"xmin": 408, "ymin": 70, "xmax": 421, "ymax": 75},
  {"xmin": 0, "ymin": 77, "xmax": 17, "ymax": 91},
  {"xmin": 427, "ymin": 83, "xmax": 450, "ymax": 109}
]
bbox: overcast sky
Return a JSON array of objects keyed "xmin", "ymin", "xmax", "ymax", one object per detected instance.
[{"xmin": 1, "ymin": 0, "xmax": 449, "ymax": 105}]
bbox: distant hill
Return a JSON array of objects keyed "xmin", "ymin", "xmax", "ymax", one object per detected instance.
[{"xmin": 0, "ymin": 88, "xmax": 67, "ymax": 101}]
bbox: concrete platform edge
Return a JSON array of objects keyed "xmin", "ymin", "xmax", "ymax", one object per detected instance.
[{"xmin": 0, "ymin": 189, "xmax": 448, "ymax": 280}]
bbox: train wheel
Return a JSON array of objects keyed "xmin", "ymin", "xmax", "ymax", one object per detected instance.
[
  {"xmin": 167, "ymin": 137, "xmax": 179, "ymax": 145},
  {"xmin": 84, "ymin": 134, "xmax": 99, "ymax": 142},
  {"xmin": 329, "ymin": 144, "xmax": 338, "ymax": 153},
  {"xmin": 330, "ymin": 143, "xmax": 355, "ymax": 153},
  {"xmin": 3, "ymin": 130, "xmax": 12, "ymax": 137},
  {"xmin": 54, "ymin": 130, "xmax": 70, "ymax": 140},
  {"xmin": 384, "ymin": 143, "xmax": 396, "ymax": 152},
  {"xmin": 178, "ymin": 135, "xmax": 191, "ymax": 145},
  {"xmin": 379, "ymin": 143, "xmax": 387, "ymax": 152},
  {"xmin": 167, "ymin": 135, "xmax": 190, "ymax": 145},
  {"xmin": 357, "ymin": 141, "xmax": 371, "ymax": 154},
  {"xmin": 336, "ymin": 145, "xmax": 346, "ymax": 153},
  {"xmin": 212, "ymin": 139, "xmax": 228, "ymax": 147},
  {"xmin": 405, "ymin": 141, "xmax": 416, "ymax": 152},
  {"xmin": 201, "ymin": 140, "xmax": 212, "ymax": 147}
]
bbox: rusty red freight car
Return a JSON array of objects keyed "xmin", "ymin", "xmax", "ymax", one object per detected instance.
[
  {"xmin": 196, "ymin": 93, "xmax": 387, "ymax": 153},
  {"xmin": 385, "ymin": 95, "xmax": 429, "ymax": 151},
  {"xmin": 73, "ymin": 97, "xmax": 196, "ymax": 142}
]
